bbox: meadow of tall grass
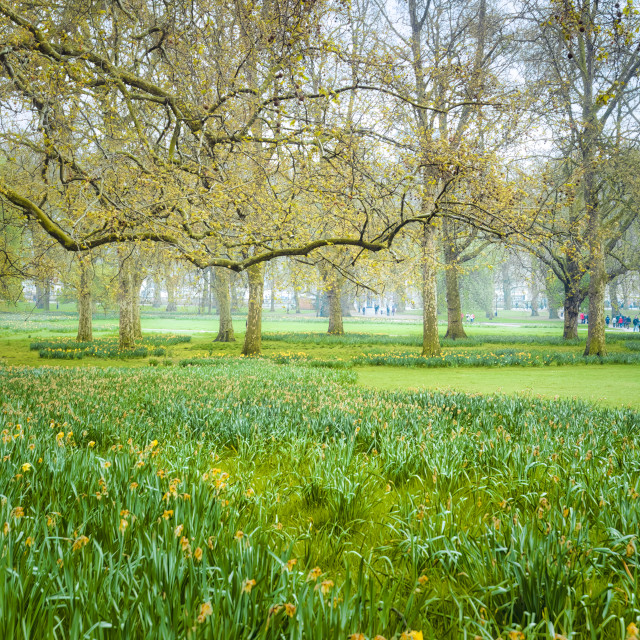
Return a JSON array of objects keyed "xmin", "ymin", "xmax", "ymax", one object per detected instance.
[{"xmin": 1, "ymin": 361, "xmax": 639, "ymax": 639}]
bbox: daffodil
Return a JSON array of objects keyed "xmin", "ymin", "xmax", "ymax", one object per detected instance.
[
  {"xmin": 72, "ymin": 535, "xmax": 89, "ymax": 552},
  {"xmin": 196, "ymin": 602, "xmax": 213, "ymax": 624},
  {"xmin": 242, "ymin": 578, "xmax": 256, "ymax": 593},
  {"xmin": 307, "ymin": 566, "xmax": 322, "ymax": 581}
]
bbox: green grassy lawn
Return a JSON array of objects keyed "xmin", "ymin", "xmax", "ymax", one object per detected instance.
[
  {"xmin": 2, "ymin": 306, "xmax": 640, "ymax": 636},
  {"xmin": 2, "ymin": 308, "xmax": 639, "ymax": 409},
  {"xmin": 357, "ymin": 364, "xmax": 640, "ymax": 409}
]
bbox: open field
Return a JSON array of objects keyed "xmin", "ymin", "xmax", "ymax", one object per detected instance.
[
  {"xmin": 1, "ymin": 309, "xmax": 639, "ymax": 637},
  {"xmin": 1, "ymin": 361, "xmax": 640, "ymax": 638},
  {"xmin": 1, "ymin": 309, "xmax": 639, "ymax": 408},
  {"xmin": 358, "ymin": 364, "xmax": 640, "ymax": 410}
]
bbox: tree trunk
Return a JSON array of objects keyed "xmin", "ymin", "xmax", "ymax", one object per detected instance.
[
  {"xmin": 270, "ymin": 278, "xmax": 276, "ymax": 312},
  {"xmin": 199, "ymin": 269, "xmax": 208, "ymax": 314},
  {"xmin": 583, "ymin": 153, "xmax": 607, "ymax": 355},
  {"xmin": 545, "ymin": 272, "xmax": 563, "ymax": 320},
  {"xmin": 76, "ymin": 256, "xmax": 93, "ymax": 342},
  {"xmin": 327, "ymin": 280, "xmax": 344, "ymax": 335},
  {"xmin": 341, "ymin": 292, "xmax": 353, "ymax": 318},
  {"xmin": 501, "ymin": 263, "xmax": 512, "ymax": 311},
  {"xmin": 230, "ymin": 273, "xmax": 239, "ymax": 312},
  {"xmin": 609, "ymin": 279, "xmax": 621, "ymax": 316},
  {"xmin": 584, "ymin": 241, "xmax": 607, "ymax": 355},
  {"xmin": 118, "ymin": 249, "xmax": 135, "ymax": 350},
  {"xmin": 214, "ymin": 268, "xmax": 235, "ymax": 342},
  {"xmin": 443, "ymin": 260, "xmax": 467, "ymax": 340},
  {"xmin": 562, "ymin": 284, "xmax": 581, "ymax": 340},
  {"xmin": 152, "ymin": 277, "xmax": 163, "ymax": 308},
  {"xmin": 131, "ymin": 272, "xmax": 143, "ymax": 340},
  {"xmin": 36, "ymin": 280, "xmax": 50, "ymax": 310},
  {"xmin": 317, "ymin": 289, "xmax": 328, "ymax": 317},
  {"xmin": 530, "ymin": 271, "xmax": 540, "ymax": 316},
  {"xmin": 242, "ymin": 263, "xmax": 264, "ymax": 356},
  {"xmin": 422, "ymin": 223, "xmax": 441, "ymax": 357},
  {"xmin": 207, "ymin": 267, "xmax": 214, "ymax": 314},
  {"xmin": 166, "ymin": 275, "xmax": 177, "ymax": 312},
  {"xmin": 293, "ymin": 288, "xmax": 301, "ymax": 314}
]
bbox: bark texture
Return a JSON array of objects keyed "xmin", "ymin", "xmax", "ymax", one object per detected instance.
[
  {"xmin": 242, "ymin": 263, "xmax": 264, "ymax": 356},
  {"xmin": 583, "ymin": 142, "xmax": 607, "ymax": 356},
  {"xmin": 327, "ymin": 279, "xmax": 344, "ymax": 335},
  {"xmin": 562, "ymin": 284, "xmax": 582, "ymax": 340},
  {"xmin": 131, "ymin": 272, "xmax": 144, "ymax": 340},
  {"xmin": 443, "ymin": 262, "xmax": 467, "ymax": 339},
  {"xmin": 421, "ymin": 223, "xmax": 441, "ymax": 357},
  {"xmin": 214, "ymin": 268, "xmax": 235, "ymax": 342},
  {"xmin": 118, "ymin": 249, "xmax": 136, "ymax": 349},
  {"xmin": 35, "ymin": 280, "xmax": 50, "ymax": 310},
  {"xmin": 76, "ymin": 255, "xmax": 93, "ymax": 342}
]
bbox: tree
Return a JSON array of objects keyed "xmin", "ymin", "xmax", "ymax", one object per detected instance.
[
  {"xmin": 525, "ymin": 0, "xmax": 640, "ymax": 354},
  {"xmin": 0, "ymin": 0, "xmax": 435, "ymax": 277},
  {"xmin": 370, "ymin": 0, "xmax": 528, "ymax": 355}
]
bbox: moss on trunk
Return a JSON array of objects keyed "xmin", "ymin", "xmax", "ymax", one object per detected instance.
[
  {"xmin": 76, "ymin": 255, "xmax": 93, "ymax": 342},
  {"xmin": 214, "ymin": 268, "xmax": 235, "ymax": 342},
  {"xmin": 242, "ymin": 263, "xmax": 264, "ymax": 356},
  {"xmin": 422, "ymin": 223, "xmax": 441, "ymax": 357}
]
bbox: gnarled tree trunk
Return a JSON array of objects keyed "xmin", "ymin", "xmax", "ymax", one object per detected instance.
[
  {"xmin": 242, "ymin": 263, "xmax": 264, "ymax": 356},
  {"xmin": 562, "ymin": 284, "xmax": 582, "ymax": 340},
  {"xmin": 214, "ymin": 268, "xmax": 235, "ymax": 342},
  {"xmin": 76, "ymin": 255, "xmax": 93, "ymax": 342}
]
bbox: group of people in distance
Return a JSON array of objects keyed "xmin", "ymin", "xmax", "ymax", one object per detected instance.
[
  {"xmin": 362, "ymin": 304, "xmax": 396, "ymax": 316},
  {"xmin": 606, "ymin": 314, "xmax": 640, "ymax": 331}
]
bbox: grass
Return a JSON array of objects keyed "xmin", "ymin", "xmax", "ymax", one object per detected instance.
[
  {"xmin": 357, "ymin": 364, "xmax": 640, "ymax": 410},
  {"xmin": 1, "ymin": 361, "xmax": 640, "ymax": 638},
  {"xmin": 1, "ymin": 309, "xmax": 639, "ymax": 409}
]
